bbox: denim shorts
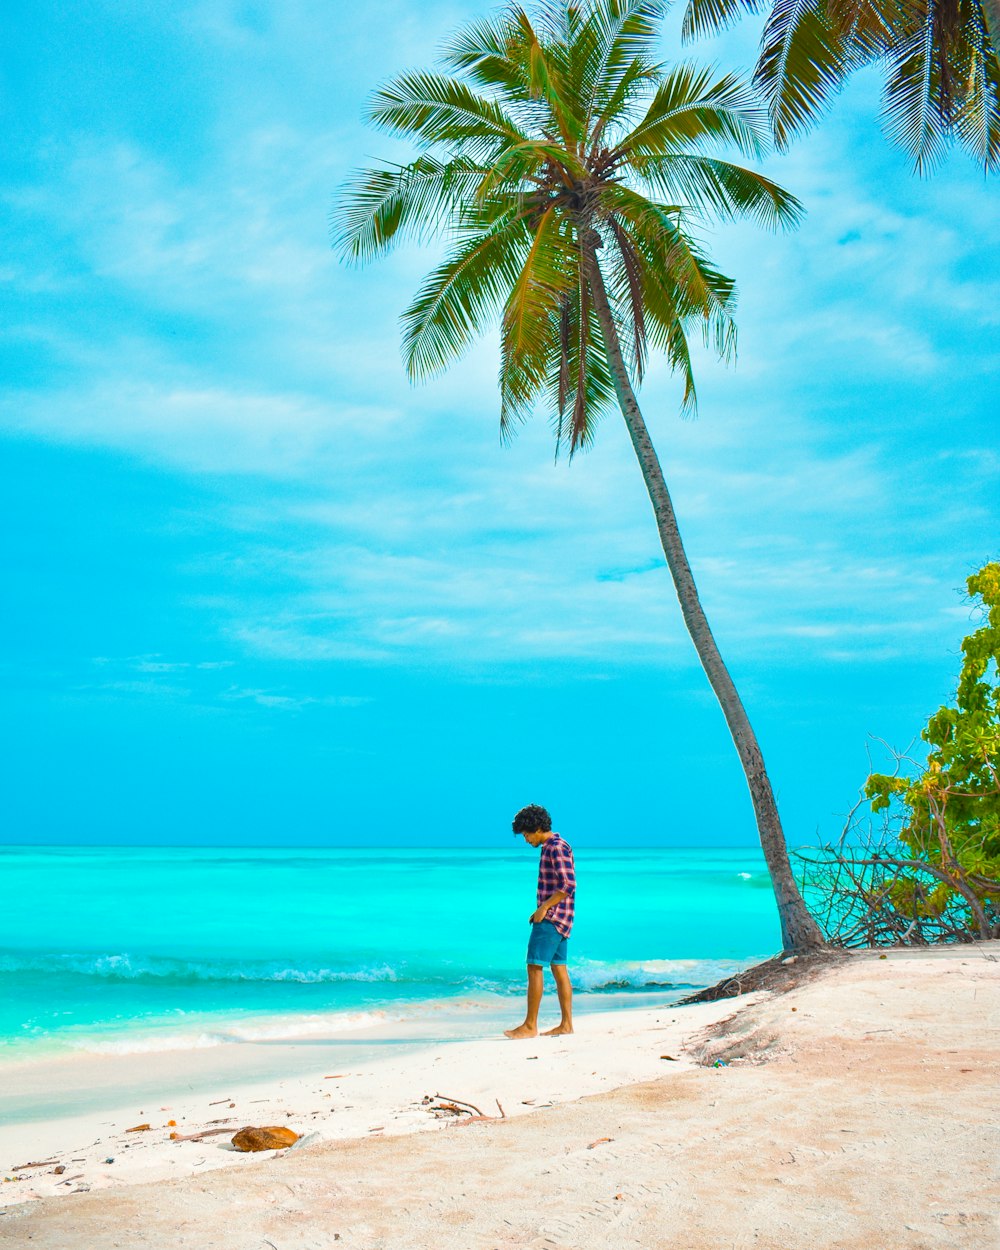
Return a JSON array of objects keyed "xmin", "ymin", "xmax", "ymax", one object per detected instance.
[{"xmin": 526, "ymin": 919, "xmax": 568, "ymax": 966}]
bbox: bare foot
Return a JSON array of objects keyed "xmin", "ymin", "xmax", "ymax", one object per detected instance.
[
  {"xmin": 542, "ymin": 1024, "xmax": 574, "ymax": 1036},
  {"xmin": 504, "ymin": 1024, "xmax": 539, "ymax": 1040}
]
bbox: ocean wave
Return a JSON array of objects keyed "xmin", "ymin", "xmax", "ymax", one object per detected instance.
[
  {"xmin": 70, "ymin": 1008, "xmax": 394, "ymax": 1055},
  {"xmin": 0, "ymin": 951, "xmax": 402, "ymax": 985},
  {"xmin": 0, "ymin": 951, "xmax": 761, "ymax": 996},
  {"xmin": 571, "ymin": 957, "xmax": 760, "ymax": 992}
]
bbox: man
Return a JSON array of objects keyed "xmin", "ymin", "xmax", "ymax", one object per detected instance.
[{"xmin": 505, "ymin": 803, "xmax": 576, "ymax": 1039}]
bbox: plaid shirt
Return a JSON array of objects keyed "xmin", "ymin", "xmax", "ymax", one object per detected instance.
[{"xmin": 537, "ymin": 834, "xmax": 576, "ymax": 937}]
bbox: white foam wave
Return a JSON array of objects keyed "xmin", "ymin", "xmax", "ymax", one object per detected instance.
[
  {"xmin": 71, "ymin": 1009, "xmax": 393, "ymax": 1055},
  {"xmin": 0, "ymin": 952, "xmax": 401, "ymax": 984},
  {"xmin": 571, "ymin": 956, "xmax": 760, "ymax": 992}
]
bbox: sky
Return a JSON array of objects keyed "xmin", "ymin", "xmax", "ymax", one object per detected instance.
[{"xmin": 2, "ymin": 0, "xmax": 997, "ymax": 849}]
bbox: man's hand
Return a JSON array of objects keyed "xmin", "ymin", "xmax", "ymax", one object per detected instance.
[{"xmin": 529, "ymin": 906, "xmax": 549, "ymax": 924}]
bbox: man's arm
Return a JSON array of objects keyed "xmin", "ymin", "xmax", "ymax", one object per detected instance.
[{"xmin": 530, "ymin": 891, "xmax": 568, "ymax": 924}]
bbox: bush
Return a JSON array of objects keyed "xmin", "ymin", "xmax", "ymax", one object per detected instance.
[{"xmin": 800, "ymin": 563, "xmax": 1000, "ymax": 946}]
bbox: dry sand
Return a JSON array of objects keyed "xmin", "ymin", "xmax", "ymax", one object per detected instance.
[{"xmin": 2, "ymin": 943, "xmax": 997, "ymax": 1249}]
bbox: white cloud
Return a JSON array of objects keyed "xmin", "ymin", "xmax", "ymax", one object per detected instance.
[
  {"xmin": 3, "ymin": 4, "xmax": 996, "ymax": 677},
  {"xmin": 222, "ymin": 685, "xmax": 371, "ymax": 710}
]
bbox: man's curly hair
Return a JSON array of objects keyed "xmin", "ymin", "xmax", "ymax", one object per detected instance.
[{"xmin": 512, "ymin": 804, "xmax": 552, "ymax": 834}]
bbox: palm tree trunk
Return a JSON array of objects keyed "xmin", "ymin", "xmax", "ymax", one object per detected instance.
[{"xmin": 584, "ymin": 238, "xmax": 826, "ymax": 953}]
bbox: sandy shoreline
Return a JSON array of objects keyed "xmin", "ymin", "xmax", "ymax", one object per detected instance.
[
  {"xmin": 2, "ymin": 943, "xmax": 998, "ymax": 1248},
  {"xmin": 0, "ymin": 992, "xmax": 747, "ymax": 1205}
]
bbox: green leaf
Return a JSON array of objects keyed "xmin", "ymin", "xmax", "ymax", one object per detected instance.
[
  {"xmin": 681, "ymin": 0, "xmax": 768, "ymax": 43},
  {"xmin": 332, "ymin": 156, "xmax": 490, "ymax": 263},
  {"xmin": 401, "ymin": 210, "xmax": 533, "ymax": 380},
  {"xmin": 754, "ymin": 0, "xmax": 853, "ymax": 150},
  {"xmin": 366, "ymin": 70, "xmax": 527, "ymax": 152},
  {"xmin": 618, "ymin": 63, "xmax": 770, "ymax": 159},
  {"xmin": 949, "ymin": 5, "xmax": 1000, "ymax": 172},
  {"xmin": 881, "ymin": 1, "xmax": 953, "ymax": 173},
  {"xmin": 632, "ymin": 153, "xmax": 805, "ymax": 227}
]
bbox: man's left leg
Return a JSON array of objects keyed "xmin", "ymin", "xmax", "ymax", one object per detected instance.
[
  {"xmin": 504, "ymin": 964, "xmax": 544, "ymax": 1039},
  {"xmin": 543, "ymin": 962, "xmax": 574, "ymax": 1036}
]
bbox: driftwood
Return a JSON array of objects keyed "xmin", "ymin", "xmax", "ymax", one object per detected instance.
[
  {"xmin": 169, "ymin": 1126, "xmax": 236, "ymax": 1143},
  {"xmin": 422, "ymin": 1092, "xmax": 508, "ymax": 1122},
  {"xmin": 433, "ymin": 1093, "xmax": 484, "ymax": 1116}
]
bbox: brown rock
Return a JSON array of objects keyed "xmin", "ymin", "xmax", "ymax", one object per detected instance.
[{"xmin": 231, "ymin": 1126, "xmax": 300, "ymax": 1152}]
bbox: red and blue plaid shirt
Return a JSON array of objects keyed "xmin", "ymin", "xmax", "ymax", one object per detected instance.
[{"xmin": 537, "ymin": 834, "xmax": 576, "ymax": 937}]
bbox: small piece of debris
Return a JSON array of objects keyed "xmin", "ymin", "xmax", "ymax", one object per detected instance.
[
  {"xmin": 231, "ymin": 1127, "xmax": 299, "ymax": 1152},
  {"xmin": 660, "ymin": 1055, "xmax": 677, "ymax": 1061},
  {"xmin": 125, "ymin": 1123, "xmax": 151, "ymax": 1133},
  {"xmin": 587, "ymin": 1138, "xmax": 613, "ymax": 1149}
]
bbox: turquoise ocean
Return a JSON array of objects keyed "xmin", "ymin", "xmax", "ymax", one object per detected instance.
[{"xmin": 0, "ymin": 846, "xmax": 781, "ymax": 1063}]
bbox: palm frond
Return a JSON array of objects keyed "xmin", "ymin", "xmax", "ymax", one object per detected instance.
[
  {"xmin": 590, "ymin": 56, "xmax": 664, "ymax": 146},
  {"xmin": 603, "ymin": 184, "xmax": 732, "ymax": 310},
  {"xmin": 366, "ymin": 71, "xmax": 528, "ymax": 152},
  {"xmin": 823, "ymin": 0, "xmax": 898, "ymax": 49},
  {"xmin": 984, "ymin": 0, "xmax": 1000, "ymax": 49},
  {"xmin": 631, "ymin": 152, "xmax": 804, "ymax": 227},
  {"xmin": 500, "ymin": 208, "xmax": 577, "ymax": 438},
  {"xmin": 513, "ymin": 7, "xmax": 585, "ymax": 143},
  {"xmin": 568, "ymin": 304, "xmax": 618, "ymax": 453},
  {"xmin": 952, "ymin": 4, "xmax": 1000, "ymax": 170},
  {"xmin": 607, "ymin": 217, "xmax": 649, "ymax": 381},
  {"xmin": 681, "ymin": 0, "xmax": 768, "ymax": 43},
  {"xmin": 581, "ymin": 1, "xmax": 669, "ymax": 122},
  {"xmin": 617, "ymin": 64, "xmax": 770, "ymax": 159},
  {"xmin": 402, "ymin": 211, "xmax": 532, "ymax": 381},
  {"xmin": 475, "ymin": 138, "xmax": 588, "ymax": 200},
  {"xmin": 548, "ymin": 266, "xmax": 619, "ymax": 456},
  {"xmin": 332, "ymin": 156, "xmax": 489, "ymax": 263},
  {"xmin": 664, "ymin": 317, "xmax": 700, "ymax": 415},
  {"xmin": 754, "ymin": 0, "xmax": 856, "ymax": 149},
  {"xmin": 882, "ymin": 1, "xmax": 954, "ymax": 172},
  {"xmin": 442, "ymin": 9, "xmax": 532, "ymax": 96}
]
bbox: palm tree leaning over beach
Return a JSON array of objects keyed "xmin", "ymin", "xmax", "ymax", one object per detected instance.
[
  {"xmin": 332, "ymin": 0, "xmax": 827, "ymax": 953},
  {"xmin": 681, "ymin": 0, "xmax": 1000, "ymax": 173}
]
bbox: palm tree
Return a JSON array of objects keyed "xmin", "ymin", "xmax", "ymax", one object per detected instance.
[
  {"xmin": 332, "ymin": 0, "xmax": 826, "ymax": 952},
  {"xmin": 682, "ymin": 0, "xmax": 1000, "ymax": 173}
]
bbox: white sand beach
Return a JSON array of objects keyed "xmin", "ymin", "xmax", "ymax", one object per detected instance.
[{"xmin": 1, "ymin": 942, "xmax": 997, "ymax": 1249}]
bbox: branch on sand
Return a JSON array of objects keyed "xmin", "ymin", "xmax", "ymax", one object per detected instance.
[
  {"xmin": 679, "ymin": 951, "xmax": 844, "ymax": 1004},
  {"xmin": 422, "ymin": 1093, "xmax": 507, "ymax": 1123}
]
